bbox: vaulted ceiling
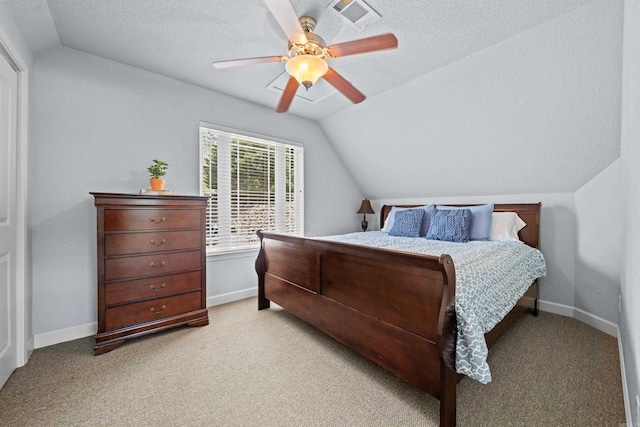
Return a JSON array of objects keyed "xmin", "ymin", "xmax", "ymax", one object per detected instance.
[{"xmin": 9, "ymin": 0, "xmax": 597, "ymax": 121}]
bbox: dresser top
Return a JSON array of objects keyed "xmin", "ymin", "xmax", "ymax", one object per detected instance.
[{"xmin": 91, "ymin": 192, "xmax": 208, "ymax": 207}]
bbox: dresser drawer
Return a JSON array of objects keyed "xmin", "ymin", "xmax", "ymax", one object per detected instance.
[
  {"xmin": 105, "ymin": 271, "xmax": 201, "ymax": 305},
  {"xmin": 105, "ymin": 291, "xmax": 202, "ymax": 330},
  {"xmin": 105, "ymin": 250, "xmax": 201, "ymax": 281},
  {"xmin": 105, "ymin": 230, "xmax": 201, "ymax": 256},
  {"xmin": 105, "ymin": 208, "xmax": 201, "ymax": 231}
]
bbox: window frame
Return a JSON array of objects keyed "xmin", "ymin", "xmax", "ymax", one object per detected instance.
[{"xmin": 199, "ymin": 122, "xmax": 304, "ymax": 256}]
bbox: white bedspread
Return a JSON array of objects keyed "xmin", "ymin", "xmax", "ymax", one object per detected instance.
[{"xmin": 318, "ymin": 231, "xmax": 547, "ymax": 383}]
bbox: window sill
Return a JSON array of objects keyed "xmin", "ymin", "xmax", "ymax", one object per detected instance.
[{"xmin": 206, "ymin": 245, "xmax": 260, "ymax": 261}]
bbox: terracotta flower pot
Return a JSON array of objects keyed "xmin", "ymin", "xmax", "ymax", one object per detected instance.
[{"xmin": 150, "ymin": 178, "xmax": 165, "ymax": 190}]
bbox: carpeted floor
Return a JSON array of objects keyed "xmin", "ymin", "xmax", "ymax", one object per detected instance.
[{"xmin": 0, "ymin": 297, "xmax": 626, "ymax": 426}]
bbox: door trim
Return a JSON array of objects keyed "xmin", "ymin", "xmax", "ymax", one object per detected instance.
[{"xmin": 0, "ymin": 26, "xmax": 31, "ymax": 366}]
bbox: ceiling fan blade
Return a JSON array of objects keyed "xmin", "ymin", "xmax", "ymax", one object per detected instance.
[
  {"xmin": 327, "ymin": 33, "xmax": 398, "ymax": 58},
  {"xmin": 213, "ymin": 56, "xmax": 287, "ymax": 69},
  {"xmin": 322, "ymin": 68, "xmax": 365, "ymax": 104},
  {"xmin": 276, "ymin": 76, "xmax": 299, "ymax": 113},
  {"xmin": 263, "ymin": 0, "xmax": 308, "ymax": 45}
]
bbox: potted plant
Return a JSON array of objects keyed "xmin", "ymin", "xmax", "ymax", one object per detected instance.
[{"xmin": 147, "ymin": 159, "xmax": 168, "ymax": 190}]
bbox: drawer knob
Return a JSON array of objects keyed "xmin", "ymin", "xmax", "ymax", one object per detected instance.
[
  {"xmin": 150, "ymin": 305, "xmax": 166, "ymax": 313},
  {"xmin": 150, "ymin": 283, "xmax": 166, "ymax": 291},
  {"xmin": 150, "ymin": 261, "xmax": 166, "ymax": 268},
  {"xmin": 149, "ymin": 217, "xmax": 166, "ymax": 224},
  {"xmin": 149, "ymin": 238, "xmax": 166, "ymax": 246}
]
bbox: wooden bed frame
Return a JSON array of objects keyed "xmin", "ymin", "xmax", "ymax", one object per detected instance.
[{"xmin": 255, "ymin": 203, "xmax": 541, "ymax": 426}]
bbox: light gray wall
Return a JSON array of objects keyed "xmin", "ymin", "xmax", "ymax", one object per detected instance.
[
  {"xmin": 621, "ymin": 0, "xmax": 640, "ymax": 420},
  {"xmin": 29, "ymin": 46, "xmax": 363, "ymax": 335},
  {"xmin": 2, "ymin": 0, "xmax": 59, "ymax": 58},
  {"xmin": 320, "ymin": 0, "xmax": 622, "ymax": 200},
  {"xmin": 574, "ymin": 160, "xmax": 622, "ymax": 324},
  {"xmin": 0, "ymin": 3, "xmax": 34, "ymax": 67}
]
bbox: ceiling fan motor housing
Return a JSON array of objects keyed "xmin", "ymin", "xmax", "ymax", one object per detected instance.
[
  {"xmin": 288, "ymin": 33, "xmax": 327, "ymax": 58},
  {"xmin": 299, "ymin": 15, "xmax": 317, "ymax": 32}
]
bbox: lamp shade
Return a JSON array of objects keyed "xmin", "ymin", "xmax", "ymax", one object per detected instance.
[
  {"xmin": 285, "ymin": 54, "xmax": 328, "ymax": 90},
  {"xmin": 357, "ymin": 199, "xmax": 375, "ymax": 215}
]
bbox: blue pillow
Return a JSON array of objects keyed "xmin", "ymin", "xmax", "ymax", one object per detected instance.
[
  {"xmin": 436, "ymin": 203, "xmax": 494, "ymax": 240},
  {"xmin": 388, "ymin": 208, "xmax": 425, "ymax": 237},
  {"xmin": 426, "ymin": 208, "xmax": 472, "ymax": 243},
  {"xmin": 383, "ymin": 204, "xmax": 434, "ymax": 237}
]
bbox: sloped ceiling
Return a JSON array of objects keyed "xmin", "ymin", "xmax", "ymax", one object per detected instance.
[
  {"xmin": 320, "ymin": 0, "xmax": 623, "ymax": 199},
  {"xmin": 6, "ymin": 0, "xmax": 623, "ymax": 198},
  {"xmin": 9, "ymin": 0, "xmax": 596, "ymax": 120}
]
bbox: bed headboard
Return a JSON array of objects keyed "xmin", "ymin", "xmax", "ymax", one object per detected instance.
[{"xmin": 380, "ymin": 203, "xmax": 541, "ymax": 249}]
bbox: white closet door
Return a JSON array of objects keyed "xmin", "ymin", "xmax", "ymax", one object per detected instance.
[{"xmin": 0, "ymin": 50, "xmax": 18, "ymax": 389}]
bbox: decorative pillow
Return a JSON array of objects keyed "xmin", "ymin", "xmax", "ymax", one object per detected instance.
[
  {"xmin": 382, "ymin": 204, "xmax": 434, "ymax": 237},
  {"xmin": 381, "ymin": 206, "xmax": 402, "ymax": 232},
  {"xmin": 490, "ymin": 212, "xmax": 527, "ymax": 242},
  {"xmin": 436, "ymin": 203, "xmax": 494, "ymax": 240},
  {"xmin": 388, "ymin": 209, "xmax": 425, "ymax": 237},
  {"xmin": 426, "ymin": 208, "xmax": 472, "ymax": 243}
]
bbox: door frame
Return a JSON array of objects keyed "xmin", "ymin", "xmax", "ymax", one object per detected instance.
[{"xmin": 0, "ymin": 27, "xmax": 31, "ymax": 367}]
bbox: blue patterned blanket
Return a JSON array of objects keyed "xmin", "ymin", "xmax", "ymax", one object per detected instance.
[{"xmin": 318, "ymin": 231, "xmax": 546, "ymax": 383}]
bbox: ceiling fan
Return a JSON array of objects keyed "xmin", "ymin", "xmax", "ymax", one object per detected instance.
[{"xmin": 212, "ymin": 0, "xmax": 398, "ymax": 113}]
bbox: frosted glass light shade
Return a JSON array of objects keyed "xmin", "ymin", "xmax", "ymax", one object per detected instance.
[{"xmin": 285, "ymin": 55, "xmax": 328, "ymax": 89}]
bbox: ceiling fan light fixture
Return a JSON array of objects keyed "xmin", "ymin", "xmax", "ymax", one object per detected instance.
[{"xmin": 285, "ymin": 54, "xmax": 328, "ymax": 90}]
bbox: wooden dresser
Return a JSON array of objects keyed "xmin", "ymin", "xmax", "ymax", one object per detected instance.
[{"xmin": 91, "ymin": 192, "xmax": 209, "ymax": 355}]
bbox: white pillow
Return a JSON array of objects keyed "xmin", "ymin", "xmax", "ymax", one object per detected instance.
[{"xmin": 490, "ymin": 212, "xmax": 527, "ymax": 242}]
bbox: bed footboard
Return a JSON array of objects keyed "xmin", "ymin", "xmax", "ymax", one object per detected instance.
[{"xmin": 255, "ymin": 230, "xmax": 458, "ymax": 426}]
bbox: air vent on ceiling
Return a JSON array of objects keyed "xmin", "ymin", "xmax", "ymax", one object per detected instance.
[{"xmin": 328, "ymin": 0, "xmax": 381, "ymax": 30}]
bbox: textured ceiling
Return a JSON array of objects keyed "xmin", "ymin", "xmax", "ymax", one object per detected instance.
[
  {"xmin": 321, "ymin": 0, "xmax": 622, "ymax": 198},
  {"xmin": 8, "ymin": 0, "xmax": 595, "ymax": 121}
]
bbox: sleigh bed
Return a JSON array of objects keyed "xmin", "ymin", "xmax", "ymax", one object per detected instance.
[{"xmin": 255, "ymin": 203, "xmax": 545, "ymax": 426}]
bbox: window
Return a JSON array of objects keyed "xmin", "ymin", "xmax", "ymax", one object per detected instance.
[{"xmin": 200, "ymin": 123, "xmax": 304, "ymax": 253}]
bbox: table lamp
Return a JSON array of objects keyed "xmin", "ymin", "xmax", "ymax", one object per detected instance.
[{"xmin": 357, "ymin": 199, "xmax": 375, "ymax": 231}]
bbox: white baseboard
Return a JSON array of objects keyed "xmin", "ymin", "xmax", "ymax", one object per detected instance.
[
  {"xmin": 573, "ymin": 307, "xmax": 619, "ymax": 337},
  {"xmin": 616, "ymin": 324, "xmax": 633, "ymax": 427},
  {"xmin": 206, "ymin": 287, "xmax": 257, "ymax": 307},
  {"xmin": 32, "ymin": 288, "xmax": 260, "ymax": 349},
  {"xmin": 34, "ymin": 322, "xmax": 97, "ymax": 350},
  {"xmin": 538, "ymin": 299, "xmax": 574, "ymax": 318},
  {"xmin": 24, "ymin": 336, "xmax": 35, "ymax": 365},
  {"xmin": 538, "ymin": 299, "xmax": 618, "ymax": 337}
]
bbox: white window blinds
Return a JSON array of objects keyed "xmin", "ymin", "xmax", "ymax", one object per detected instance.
[{"xmin": 200, "ymin": 124, "xmax": 304, "ymax": 252}]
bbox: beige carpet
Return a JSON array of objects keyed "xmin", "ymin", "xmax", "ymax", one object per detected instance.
[{"xmin": 0, "ymin": 297, "xmax": 625, "ymax": 426}]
